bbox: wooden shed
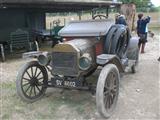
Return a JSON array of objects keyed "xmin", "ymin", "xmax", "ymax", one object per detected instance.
[{"xmin": 0, "ymin": 0, "xmax": 121, "ymax": 43}]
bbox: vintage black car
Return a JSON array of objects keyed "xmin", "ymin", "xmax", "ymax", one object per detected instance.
[{"xmin": 16, "ymin": 19, "xmax": 139, "ymax": 118}]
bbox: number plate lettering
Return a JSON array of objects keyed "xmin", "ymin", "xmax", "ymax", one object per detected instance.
[
  {"xmin": 55, "ymin": 80, "xmax": 76, "ymax": 87},
  {"xmin": 56, "ymin": 80, "xmax": 62, "ymax": 86},
  {"xmin": 64, "ymin": 81, "xmax": 76, "ymax": 87}
]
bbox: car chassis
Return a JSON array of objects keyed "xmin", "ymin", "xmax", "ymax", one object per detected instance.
[{"xmin": 16, "ymin": 18, "xmax": 139, "ymax": 118}]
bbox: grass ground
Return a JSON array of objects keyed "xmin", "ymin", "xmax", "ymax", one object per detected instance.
[
  {"xmin": 0, "ymin": 61, "xmax": 98, "ymax": 119},
  {"xmin": 1, "ymin": 31, "xmax": 159, "ymax": 120},
  {"xmin": 1, "ymin": 83, "xmax": 96, "ymax": 119},
  {"xmin": 0, "ymin": 51, "xmax": 99, "ymax": 119}
]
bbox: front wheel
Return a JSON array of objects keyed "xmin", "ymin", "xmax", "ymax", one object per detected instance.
[
  {"xmin": 16, "ymin": 61, "xmax": 48, "ymax": 103},
  {"xmin": 96, "ymin": 64, "xmax": 120, "ymax": 118}
]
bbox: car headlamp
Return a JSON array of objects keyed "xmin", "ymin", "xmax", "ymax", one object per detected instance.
[
  {"xmin": 37, "ymin": 52, "xmax": 50, "ymax": 66},
  {"xmin": 79, "ymin": 53, "xmax": 92, "ymax": 71}
]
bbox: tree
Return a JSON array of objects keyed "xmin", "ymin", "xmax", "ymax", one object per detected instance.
[
  {"xmin": 119, "ymin": 0, "xmax": 152, "ymax": 11},
  {"xmin": 120, "ymin": 3, "xmax": 136, "ymax": 31}
]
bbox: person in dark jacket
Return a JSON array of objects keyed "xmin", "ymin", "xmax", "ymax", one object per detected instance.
[
  {"xmin": 137, "ymin": 13, "xmax": 151, "ymax": 53},
  {"xmin": 116, "ymin": 14, "xmax": 127, "ymax": 26}
]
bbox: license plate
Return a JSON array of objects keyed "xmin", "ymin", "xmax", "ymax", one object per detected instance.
[
  {"xmin": 56, "ymin": 80, "xmax": 76, "ymax": 87},
  {"xmin": 51, "ymin": 77, "xmax": 77, "ymax": 88}
]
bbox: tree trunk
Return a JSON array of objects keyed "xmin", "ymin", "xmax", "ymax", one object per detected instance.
[{"xmin": 120, "ymin": 4, "xmax": 136, "ymax": 31}]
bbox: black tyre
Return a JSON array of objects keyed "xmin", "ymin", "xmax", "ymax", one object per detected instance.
[
  {"xmin": 135, "ymin": 49, "xmax": 139, "ymax": 65},
  {"xmin": 131, "ymin": 65, "xmax": 136, "ymax": 73},
  {"xmin": 105, "ymin": 24, "xmax": 130, "ymax": 59},
  {"xmin": 96, "ymin": 64, "xmax": 120, "ymax": 118},
  {"xmin": 16, "ymin": 61, "xmax": 48, "ymax": 103},
  {"xmin": 131, "ymin": 49, "xmax": 139, "ymax": 73},
  {"xmin": 104, "ymin": 25, "xmax": 118, "ymax": 54}
]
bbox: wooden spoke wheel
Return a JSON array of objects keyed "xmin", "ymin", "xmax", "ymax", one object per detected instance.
[
  {"xmin": 131, "ymin": 49, "xmax": 139, "ymax": 73},
  {"xmin": 16, "ymin": 61, "xmax": 48, "ymax": 103},
  {"xmin": 96, "ymin": 64, "xmax": 120, "ymax": 118}
]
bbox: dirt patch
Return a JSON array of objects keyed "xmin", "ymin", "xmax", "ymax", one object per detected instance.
[{"xmin": 0, "ymin": 34, "xmax": 159, "ymax": 119}]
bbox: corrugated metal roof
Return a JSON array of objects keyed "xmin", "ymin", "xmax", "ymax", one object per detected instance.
[
  {"xmin": 0, "ymin": 0, "xmax": 122, "ymax": 11},
  {"xmin": 0, "ymin": 0, "xmax": 121, "ymax": 4}
]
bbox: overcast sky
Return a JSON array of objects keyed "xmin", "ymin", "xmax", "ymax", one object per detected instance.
[{"xmin": 151, "ymin": 0, "xmax": 160, "ymax": 7}]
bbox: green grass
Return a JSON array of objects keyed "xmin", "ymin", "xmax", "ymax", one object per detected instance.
[
  {"xmin": 1, "ymin": 82, "xmax": 16, "ymax": 89},
  {"xmin": 1, "ymin": 81, "xmax": 97, "ymax": 120}
]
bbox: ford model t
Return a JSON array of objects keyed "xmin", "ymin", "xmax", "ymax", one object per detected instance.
[{"xmin": 16, "ymin": 15, "xmax": 139, "ymax": 117}]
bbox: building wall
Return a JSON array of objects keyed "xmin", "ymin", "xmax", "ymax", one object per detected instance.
[{"xmin": 0, "ymin": 9, "xmax": 45, "ymax": 43}]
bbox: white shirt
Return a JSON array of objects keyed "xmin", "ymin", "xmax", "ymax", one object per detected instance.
[{"xmin": 145, "ymin": 24, "xmax": 148, "ymax": 33}]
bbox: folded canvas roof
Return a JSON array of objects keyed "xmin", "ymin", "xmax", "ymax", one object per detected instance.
[{"xmin": 59, "ymin": 19, "xmax": 114, "ymax": 37}]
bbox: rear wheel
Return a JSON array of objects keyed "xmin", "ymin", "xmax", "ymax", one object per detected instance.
[
  {"xmin": 96, "ymin": 64, "xmax": 120, "ymax": 118},
  {"xmin": 131, "ymin": 49, "xmax": 139, "ymax": 73},
  {"xmin": 131, "ymin": 65, "xmax": 136, "ymax": 73},
  {"xmin": 16, "ymin": 61, "xmax": 48, "ymax": 103}
]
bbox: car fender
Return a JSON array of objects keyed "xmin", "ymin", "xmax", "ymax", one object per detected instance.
[
  {"xmin": 96, "ymin": 54, "xmax": 124, "ymax": 73},
  {"xmin": 22, "ymin": 51, "xmax": 44, "ymax": 59}
]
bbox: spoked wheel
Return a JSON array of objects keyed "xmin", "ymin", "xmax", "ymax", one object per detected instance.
[
  {"xmin": 16, "ymin": 61, "xmax": 48, "ymax": 103},
  {"xmin": 131, "ymin": 49, "xmax": 139, "ymax": 73},
  {"xmin": 96, "ymin": 64, "xmax": 120, "ymax": 118}
]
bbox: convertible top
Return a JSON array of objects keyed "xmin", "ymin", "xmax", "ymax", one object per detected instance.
[{"xmin": 59, "ymin": 19, "xmax": 114, "ymax": 37}]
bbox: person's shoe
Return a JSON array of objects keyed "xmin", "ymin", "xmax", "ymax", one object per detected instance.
[
  {"xmin": 141, "ymin": 51, "xmax": 145, "ymax": 53},
  {"xmin": 158, "ymin": 57, "xmax": 160, "ymax": 61}
]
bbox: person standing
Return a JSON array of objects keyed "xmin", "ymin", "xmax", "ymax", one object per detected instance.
[
  {"xmin": 137, "ymin": 14, "xmax": 151, "ymax": 53},
  {"xmin": 115, "ymin": 14, "xmax": 127, "ymax": 26}
]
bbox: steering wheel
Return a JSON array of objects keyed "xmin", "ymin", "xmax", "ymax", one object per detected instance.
[{"xmin": 93, "ymin": 15, "xmax": 108, "ymax": 20}]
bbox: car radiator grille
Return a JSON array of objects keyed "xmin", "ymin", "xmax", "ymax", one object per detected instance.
[{"xmin": 52, "ymin": 52, "xmax": 78, "ymax": 76}]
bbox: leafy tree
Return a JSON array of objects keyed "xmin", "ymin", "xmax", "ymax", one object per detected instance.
[
  {"xmin": 120, "ymin": 0, "xmax": 151, "ymax": 7},
  {"xmin": 118, "ymin": 0, "xmax": 154, "ymax": 12}
]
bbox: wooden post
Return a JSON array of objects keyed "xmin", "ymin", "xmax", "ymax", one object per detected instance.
[
  {"xmin": 78, "ymin": 11, "xmax": 82, "ymax": 20},
  {"xmin": 0, "ymin": 44, "xmax": 5, "ymax": 62},
  {"xmin": 120, "ymin": 4, "xmax": 136, "ymax": 31},
  {"xmin": 106, "ymin": 7, "xmax": 109, "ymax": 18}
]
